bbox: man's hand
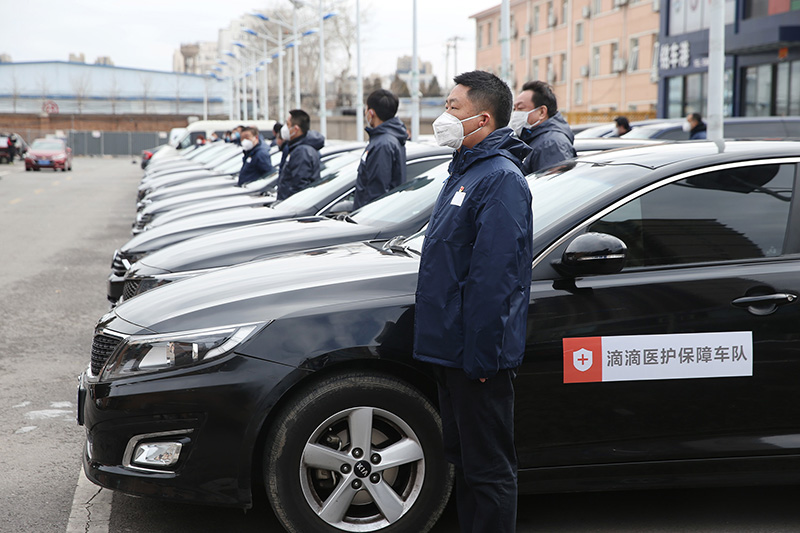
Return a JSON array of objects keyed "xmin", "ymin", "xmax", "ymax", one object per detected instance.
[{"xmin": 479, "ymin": 378, "xmax": 486, "ymax": 383}]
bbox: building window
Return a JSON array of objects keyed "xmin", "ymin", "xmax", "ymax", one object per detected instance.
[
  {"xmin": 790, "ymin": 60, "xmax": 800, "ymax": 116},
  {"xmin": 594, "ymin": 0, "xmax": 602, "ymax": 15},
  {"xmin": 562, "ymin": 0, "xmax": 569, "ymax": 24},
  {"xmin": 629, "ymin": 37, "xmax": 639, "ymax": 71},
  {"xmin": 477, "ymin": 24, "xmax": 483, "ymax": 48},
  {"xmin": 520, "ymin": 37, "xmax": 527, "ymax": 57},
  {"xmin": 667, "ymin": 76, "xmax": 684, "ymax": 118},
  {"xmin": 592, "ymin": 46, "xmax": 601, "ymax": 76},
  {"xmin": 533, "ymin": 6, "xmax": 540, "ymax": 32},
  {"xmin": 684, "ymin": 72, "xmax": 706, "ymax": 116},
  {"xmin": 575, "ymin": 80, "xmax": 584, "ymax": 104},
  {"xmin": 547, "ymin": 2, "xmax": 555, "ymax": 26},
  {"xmin": 533, "ymin": 58, "xmax": 539, "ymax": 80},
  {"xmin": 487, "ymin": 21, "xmax": 492, "ymax": 46},
  {"xmin": 497, "ymin": 18, "xmax": 501, "ymax": 42},
  {"xmin": 744, "ymin": 64, "xmax": 773, "ymax": 116},
  {"xmin": 561, "ymin": 53, "xmax": 568, "ymax": 82},
  {"xmin": 610, "ymin": 42, "xmax": 619, "ymax": 72},
  {"xmin": 546, "ymin": 57, "xmax": 553, "ymax": 83},
  {"xmin": 576, "ymin": 22, "xmax": 584, "ymax": 44}
]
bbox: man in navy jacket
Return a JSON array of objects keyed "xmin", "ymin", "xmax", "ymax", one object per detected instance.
[
  {"xmin": 277, "ymin": 109, "xmax": 325, "ymax": 201},
  {"xmin": 353, "ymin": 89, "xmax": 407, "ymax": 210},
  {"xmin": 237, "ymin": 126, "xmax": 273, "ymax": 186},
  {"xmin": 512, "ymin": 80, "xmax": 576, "ymax": 174},
  {"xmin": 414, "ymin": 70, "xmax": 533, "ymax": 533}
]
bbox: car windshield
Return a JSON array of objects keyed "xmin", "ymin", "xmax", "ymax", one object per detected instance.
[
  {"xmin": 31, "ymin": 140, "xmax": 64, "ymax": 150},
  {"xmin": 272, "ymin": 152, "xmax": 362, "ymax": 212},
  {"xmin": 528, "ymin": 162, "xmax": 648, "ymax": 238},
  {"xmin": 352, "ymin": 162, "xmax": 451, "ymax": 225},
  {"xmin": 574, "ymin": 124, "xmax": 615, "ymax": 138},
  {"xmin": 622, "ymin": 125, "xmax": 675, "ymax": 139}
]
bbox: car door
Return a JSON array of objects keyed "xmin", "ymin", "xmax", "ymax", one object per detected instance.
[{"xmin": 516, "ymin": 160, "xmax": 800, "ymax": 470}]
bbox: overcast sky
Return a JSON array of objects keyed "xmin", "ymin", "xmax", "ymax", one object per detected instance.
[{"xmin": 0, "ymin": 0, "xmax": 493, "ymax": 84}]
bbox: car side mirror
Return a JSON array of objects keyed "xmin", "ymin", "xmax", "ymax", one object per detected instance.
[
  {"xmin": 552, "ymin": 232, "xmax": 627, "ymax": 277},
  {"xmin": 326, "ymin": 200, "xmax": 353, "ymax": 214}
]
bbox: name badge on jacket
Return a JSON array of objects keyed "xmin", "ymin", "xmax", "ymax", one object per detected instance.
[
  {"xmin": 246, "ymin": 157, "xmax": 252, "ymax": 163},
  {"xmin": 451, "ymin": 186, "xmax": 466, "ymax": 207}
]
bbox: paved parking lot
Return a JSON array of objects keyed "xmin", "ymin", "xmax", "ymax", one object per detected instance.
[{"xmin": 3, "ymin": 158, "xmax": 800, "ymax": 532}]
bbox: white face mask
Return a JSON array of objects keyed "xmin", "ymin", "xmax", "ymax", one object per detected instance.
[
  {"xmin": 509, "ymin": 106, "xmax": 544, "ymax": 136},
  {"xmin": 240, "ymin": 139, "xmax": 254, "ymax": 151},
  {"xmin": 280, "ymin": 124, "xmax": 292, "ymax": 141},
  {"xmin": 682, "ymin": 121, "xmax": 692, "ymax": 132},
  {"xmin": 432, "ymin": 112, "xmax": 487, "ymax": 150}
]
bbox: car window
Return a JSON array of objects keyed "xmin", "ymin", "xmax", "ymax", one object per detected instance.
[
  {"xmin": 352, "ymin": 160, "xmax": 451, "ymax": 225},
  {"xmin": 31, "ymin": 140, "xmax": 65, "ymax": 150},
  {"xmin": 272, "ymin": 153, "xmax": 363, "ymax": 212},
  {"xmin": 653, "ymin": 128, "xmax": 687, "ymax": 140},
  {"xmin": 724, "ymin": 121, "xmax": 787, "ymax": 139},
  {"xmin": 588, "ymin": 163, "xmax": 796, "ymax": 267}
]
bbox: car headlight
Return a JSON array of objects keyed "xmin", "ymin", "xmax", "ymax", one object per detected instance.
[
  {"xmin": 100, "ymin": 323, "xmax": 263, "ymax": 381},
  {"xmin": 132, "ymin": 268, "xmax": 225, "ymax": 297},
  {"xmin": 54, "ymin": 153, "xmax": 66, "ymax": 161}
]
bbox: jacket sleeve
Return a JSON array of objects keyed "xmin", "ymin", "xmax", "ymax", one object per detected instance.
[
  {"xmin": 254, "ymin": 147, "xmax": 274, "ymax": 176},
  {"xmin": 533, "ymin": 137, "xmax": 576, "ymax": 172},
  {"xmin": 461, "ymin": 173, "xmax": 533, "ymax": 380},
  {"xmin": 286, "ymin": 146, "xmax": 316, "ymax": 191},
  {"xmin": 361, "ymin": 141, "xmax": 396, "ymax": 197}
]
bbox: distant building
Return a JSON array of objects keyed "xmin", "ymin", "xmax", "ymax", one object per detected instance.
[
  {"xmin": 395, "ymin": 55, "xmax": 435, "ymax": 94},
  {"xmin": 0, "ymin": 61, "xmax": 226, "ymax": 115},
  {"xmin": 471, "ymin": 0, "xmax": 661, "ymax": 113},
  {"xmin": 656, "ymin": 0, "xmax": 800, "ymax": 118},
  {"xmin": 0, "ymin": 54, "xmax": 12, "ymax": 63},
  {"xmin": 94, "ymin": 56, "xmax": 114, "ymax": 66},
  {"xmin": 173, "ymin": 41, "xmax": 219, "ymax": 75},
  {"xmin": 68, "ymin": 53, "xmax": 86, "ymax": 63}
]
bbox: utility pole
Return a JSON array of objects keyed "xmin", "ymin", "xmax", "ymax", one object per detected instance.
[
  {"xmin": 411, "ymin": 0, "xmax": 420, "ymax": 141},
  {"xmin": 500, "ymin": 0, "xmax": 511, "ymax": 86},
  {"xmin": 356, "ymin": 0, "xmax": 364, "ymax": 142},
  {"xmin": 707, "ymin": 0, "xmax": 725, "ymax": 141}
]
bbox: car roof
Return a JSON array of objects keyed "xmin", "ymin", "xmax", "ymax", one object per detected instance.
[{"xmin": 577, "ymin": 140, "xmax": 800, "ymax": 170}]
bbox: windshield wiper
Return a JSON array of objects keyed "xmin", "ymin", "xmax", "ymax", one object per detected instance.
[
  {"xmin": 334, "ymin": 213, "xmax": 358, "ymax": 224},
  {"xmin": 381, "ymin": 235, "xmax": 409, "ymax": 255}
]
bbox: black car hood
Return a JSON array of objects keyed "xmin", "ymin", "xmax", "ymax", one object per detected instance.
[
  {"xmin": 135, "ymin": 216, "xmax": 383, "ymax": 274},
  {"xmin": 144, "ymin": 175, "xmax": 241, "ymax": 202},
  {"xmin": 113, "ymin": 241, "xmax": 420, "ymax": 333},
  {"xmin": 141, "ymin": 177, "xmax": 274, "ymax": 217},
  {"xmin": 123, "ymin": 203, "xmax": 307, "ymax": 255}
]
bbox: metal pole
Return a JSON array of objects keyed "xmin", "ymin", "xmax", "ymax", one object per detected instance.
[
  {"xmin": 707, "ymin": 0, "xmax": 725, "ymax": 141},
  {"xmin": 263, "ymin": 40, "xmax": 270, "ymax": 120},
  {"xmin": 500, "ymin": 0, "xmax": 511, "ymax": 86},
  {"xmin": 278, "ymin": 31, "xmax": 285, "ymax": 119},
  {"xmin": 356, "ymin": 0, "xmax": 364, "ymax": 142},
  {"xmin": 318, "ymin": 0, "xmax": 327, "ymax": 137},
  {"xmin": 252, "ymin": 52, "xmax": 259, "ymax": 121},
  {"xmin": 228, "ymin": 76, "xmax": 233, "ymax": 119},
  {"xmin": 243, "ymin": 57, "xmax": 249, "ymax": 122},
  {"xmin": 411, "ymin": 0, "xmax": 419, "ymax": 141},
  {"xmin": 293, "ymin": 8, "xmax": 301, "ymax": 109},
  {"xmin": 203, "ymin": 77, "xmax": 208, "ymax": 120}
]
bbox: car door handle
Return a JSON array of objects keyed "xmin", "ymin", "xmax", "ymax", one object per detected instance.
[{"xmin": 732, "ymin": 293, "xmax": 797, "ymax": 307}]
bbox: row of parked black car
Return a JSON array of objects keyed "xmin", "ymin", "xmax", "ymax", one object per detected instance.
[{"xmin": 80, "ymin": 129, "xmax": 800, "ymax": 533}]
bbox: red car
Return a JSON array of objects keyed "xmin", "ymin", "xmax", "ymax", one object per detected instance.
[{"xmin": 25, "ymin": 138, "xmax": 72, "ymax": 171}]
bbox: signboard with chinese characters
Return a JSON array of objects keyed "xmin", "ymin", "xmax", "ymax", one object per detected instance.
[
  {"xmin": 563, "ymin": 331, "xmax": 753, "ymax": 384},
  {"xmin": 659, "ymin": 41, "xmax": 692, "ymax": 70}
]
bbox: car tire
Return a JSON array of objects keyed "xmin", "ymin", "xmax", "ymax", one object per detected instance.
[
  {"xmin": 264, "ymin": 372, "xmax": 453, "ymax": 533},
  {"xmin": 25, "ymin": 167, "xmax": 30, "ymax": 172}
]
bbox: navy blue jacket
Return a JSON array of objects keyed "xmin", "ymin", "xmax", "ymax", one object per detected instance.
[
  {"xmin": 237, "ymin": 140, "xmax": 273, "ymax": 186},
  {"xmin": 413, "ymin": 127, "xmax": 533, "ymax": 380},
  {"xmin": 277, "ymin": 131, "xmax": 325, "ymax": 201},
  {"xmin": 353, "ymin": 117, "xmax": 408, "ymax": 210},
  {"xmin": 519, "ymin": 111, "xmax": 576, "ymax": 174},
  {"xmin": 690, "ymin": 123, "xmax": 708, "ymax": 140}
]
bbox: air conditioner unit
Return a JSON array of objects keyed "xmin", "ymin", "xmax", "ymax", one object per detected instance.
[
  {"xmin": 525, "ymin": 23, "xmax": 533, "ymax": 34},
  {"xmin": 580, "ymin": 65, "xmax": 590, "ymax": 77},
  {"xmin": 548, "ymin": 14, "xmax": 557, "ymax": 27},
  {"xmin": 612, "ymin": 58, "xmax": 627, "ymax": 72},
  {"xmin": 581, "ymin": 6, "xmax": 591, "ymax": 18}
]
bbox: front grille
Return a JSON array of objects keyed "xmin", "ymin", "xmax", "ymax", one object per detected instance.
[
  {"xmin": 133, "ymin": 214, "xmax": 152, "ymax": 232},
  {"xmin": 122, "ymin": 279, "xmax": 141, "ymax": 301},
  {"xmin": 91, "ymin": 333, "xmax": 122, "ymax": 376}
]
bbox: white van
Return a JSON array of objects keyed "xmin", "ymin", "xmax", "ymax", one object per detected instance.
[{"xmin": 150, "ymin": 119, "xmax": 276, "ymax": 162}]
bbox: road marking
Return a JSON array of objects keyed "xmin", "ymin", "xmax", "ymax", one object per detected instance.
[
  {"xmin": 15, "ymin": 426, "xmax": 37, "ymax": 434},
  {"xmin": 66, "ymin": 176, "xmax": 73, "ymax": 181},
  {"xmin": 66, "ymin": 466, "xmax": 112, "ymax": 533},
  {"xmin": 34, "ymin": 188, "xmax": 45, "ymax": 194},
  {"xmin": 9, "ymin": 198, "xmax": 22, "ymax": 204},
  {"xmin": 52, "ymin": 181, "xmax": 60, "ymax": 186}
]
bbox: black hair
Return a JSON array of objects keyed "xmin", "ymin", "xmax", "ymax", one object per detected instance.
[
  {"xmin": 521, "ymin": 80, "xmax": 558, "ymax": 118},
  {"xmin": 242, "ymin": 126, "xmax": 260, "ymax": 138},
  {"xmin": 689, "ymin": 112, "xmax": 703, "ymax": 123},
  {"xmin": 366, "ymin": 89, "xmax": 399, "ymax": 121},
  {"xmin": 452, "ymin": 70, "xmax": 513, "ymax": 128},
  {"xmin": 224, "ymin": 130, "xmax": 232, "ymax": 135},
  {"xmin": 288, "ymin": 109, "xmax": 311, "ymax": 135},
  {"xmin": 272, "ymin": 122, "xmax": 283, "ymax": 135},
  {"xmin": 614, "ymin": 116, "xmax": 631, "ymax": 131}
]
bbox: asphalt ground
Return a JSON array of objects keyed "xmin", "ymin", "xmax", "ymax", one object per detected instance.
[{"xmin": 2, "ymin": 157, "xmax": 800, "ymax": 532}]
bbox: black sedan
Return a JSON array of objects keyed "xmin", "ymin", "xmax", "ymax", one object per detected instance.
[
  {"xmin": 119, "ymin": 160, "xmax": 451, "ymax": 302},
  {"xmin": 107, "ymin": 143, "xmax": 453, "ymax": 302},
  {"xmin": 81, "ymin": 140, "xmax": 800, "ymax": 532}
]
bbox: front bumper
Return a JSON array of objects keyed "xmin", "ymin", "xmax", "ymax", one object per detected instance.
[
  {"xmin": 107, "ymin": 272, "xmax": 124, "ymax": 303},
  {"xmin": 78, "ymin": 354, "xmax": 300, "ymax": 508}
]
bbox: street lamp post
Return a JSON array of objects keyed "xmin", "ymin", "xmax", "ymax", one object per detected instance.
[{"xmin": 356, "ymin": 0, "xmax": 363, "ymax": 142}]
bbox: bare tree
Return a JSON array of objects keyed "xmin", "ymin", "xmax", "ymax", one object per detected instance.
[
  {"xmin": 140, "ymin": 75, "xmax": 153, "ymax": 114},
  {"xmin": 70, "ymin": 71, "xmax": 92, "ymax": 114},
  {"xmin": 108, "ymin": 74, "xmax": 120, "ymax": 115}
]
